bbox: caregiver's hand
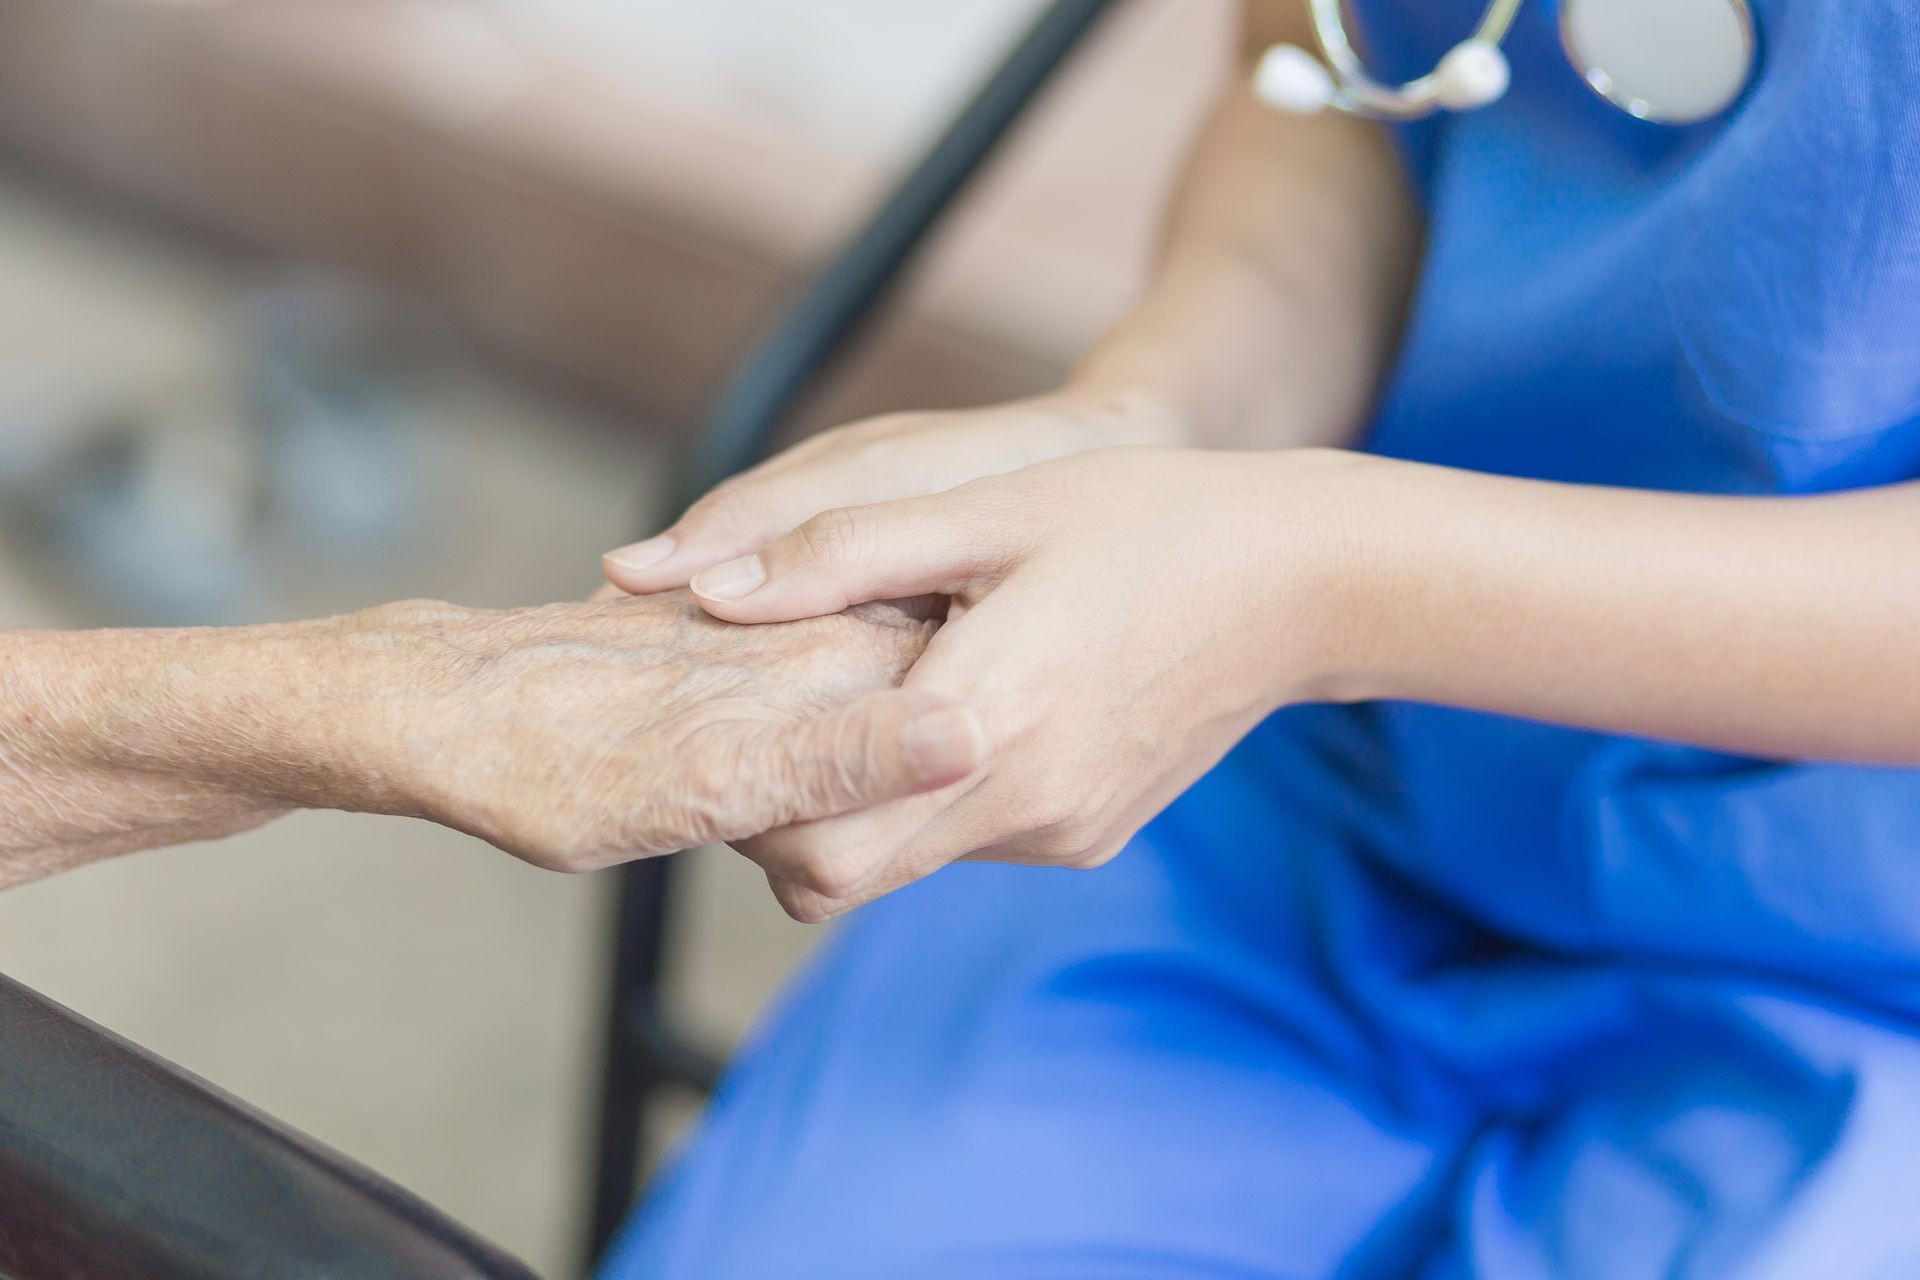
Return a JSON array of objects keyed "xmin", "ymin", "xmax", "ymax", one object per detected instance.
[
  {"xmin": 689, "ymin": 442, "xmax": 1920, "ymax": 926},
  {"xmin": 683, "ymin": 446, "xmax": 1363, "ymax": 921},
  {"xmin": 601, "ymin": 390, "xmax": 1185, "ymax": 595}
]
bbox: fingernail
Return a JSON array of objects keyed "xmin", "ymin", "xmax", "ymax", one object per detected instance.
[
  {"xmin": 903, "ymin": 707, "xmax": 987, "ymax": 783},
  {"xmin": 604, "ymin": 536, "xmax": 675, "ymax": 574},
  {"xmin": 691, "ymin": 554, "xmax": 766, "ymax": 601}
]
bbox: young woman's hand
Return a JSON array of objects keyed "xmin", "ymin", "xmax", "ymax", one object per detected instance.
[
  {"xmin": 601, "ymin": 390, "xmax": 1186, "ymax": 596},
  {"xmin": 680, "ymin": 446, "xmax": 1367, "ymax": 921},
  {"xmin": 675, "ymin": 439, "xmax": 1920, "ymax": 925}
]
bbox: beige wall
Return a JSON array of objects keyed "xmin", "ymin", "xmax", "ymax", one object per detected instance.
[{"xmin": 0, "ymin": 0, "xmax": 1227, "ymax": 432}]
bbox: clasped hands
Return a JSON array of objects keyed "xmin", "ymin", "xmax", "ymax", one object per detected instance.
[
  {"xmin": 599, "ymin": 395, "xmax": 1358, "ymax": 921},
  {"xmin": 1, "ymin": 393, "xmax": 1352, "ymax": 905}
]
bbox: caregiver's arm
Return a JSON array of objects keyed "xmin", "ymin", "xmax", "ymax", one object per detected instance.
[
  {"xmin": 687, "ymin": 447, "xmax": 1920, "ymax": 921},
  {"xmin": 603, "ymin": 1, "xmax": 1415, "ymax": 592},
  {"xmin": 0, "ymin": 597, "xmax": 981, "ymax": 891},
  {"xmin": 1067, "ymin": 2, "xmax": 1420, "ymax": 450},
  {"xmin": 1316, "ymin": 455, "xmax": 1920, "ymax": 766}
]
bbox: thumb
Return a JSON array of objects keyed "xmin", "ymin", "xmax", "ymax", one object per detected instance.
[
  {"xmin": 726, "ymin": 690, "xmax": 989, "ymax": 840},
  {"xmin": 689, "ymin": 494, "xmax": 1010, "ymax": 624}
]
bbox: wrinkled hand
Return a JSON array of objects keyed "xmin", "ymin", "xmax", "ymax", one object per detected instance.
[
  {"xmin": 350, "ymin": 594, "xmax": 986, "ymax": 873},
  {"xmin": 601, "ymin": 390, "xmax": 1184, "ymax": 595},
  {"xmin": 680, "ymin": 446, "xmax": 1362, "ymax": 921}
]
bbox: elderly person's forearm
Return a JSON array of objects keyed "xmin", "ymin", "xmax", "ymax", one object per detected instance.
[
  {"xmin": 0, "ymin": 597, "xmax": 985, "ymax": 891},
  {"xmin": 0, "ymin": 621, "xmax": 361, "ymax": 886}
]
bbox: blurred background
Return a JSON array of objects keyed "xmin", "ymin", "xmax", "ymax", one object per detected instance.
[{"xmin": 0, "ymin": 0, "xmax": 1225, "ymax": 1272}]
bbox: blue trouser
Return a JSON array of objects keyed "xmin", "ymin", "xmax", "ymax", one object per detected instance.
[{"xmin": 601, "ymin": 706, "xmax": 1920, "ymax": 1278}]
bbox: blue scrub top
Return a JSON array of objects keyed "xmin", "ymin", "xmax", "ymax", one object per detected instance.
[
  {"xmin": 1354, "ymin": 0, "xmax": 1920, "ymax": 996},
  {"xmin": 609, "ymin": 7, "xmax": 1920, "ymax": 1276}
]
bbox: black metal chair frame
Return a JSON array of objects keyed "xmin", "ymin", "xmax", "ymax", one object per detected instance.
[
  {"xmin": 0, "ymin": 971, "xmax": 543, "ymax": 1280},
  {"xmin": 581, "ymin": 3, "xmax": 1117, "ymax": 1268},
  {"xmin": 581, "ymin": 2, "xmax": 1122, "ymax": 1263}
]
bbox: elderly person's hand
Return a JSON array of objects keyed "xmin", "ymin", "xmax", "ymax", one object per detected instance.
[
  {"xmin": 365, "ymin": 593, "xmax": 982, "ymax": 870},
  {"xmin": 0, "ymin": 593, "xmax": 985, "ymax": 889}
]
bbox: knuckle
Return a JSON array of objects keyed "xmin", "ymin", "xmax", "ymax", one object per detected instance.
[
  {"xmin": 1022, "ymin": 758, "xmax": 1102, "ymax": 827},
  {"xmin": 688, "ymin": 480, "xmax": 761, "ymax": 531},
  {"xmin": 1031, "ymin": 813, "xmax": 1103, "ymax": 865},
  {"xmin": 1026, "ymin": 793, "xmax": 1086, "ymax": 840},
  {"xmin": 772, "ymin": 880, "xmax": 840, "ymax": 926},
  {"xmin": 1070, "ymin": 839, "xmax": 1125, "ymax": 871},
  {"xmin": 794, "ymin": 507, "xmax": 867, "ymax": 566},
  {"xmin": 789, "ymin": 847, "xmax": 870, "ymax": 902}
]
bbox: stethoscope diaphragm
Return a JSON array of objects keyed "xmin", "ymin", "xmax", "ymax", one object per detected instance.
[
  {"xmin": 1256, "ymin": 0, "xmax": 1756, "ymax": 126},
  {"xmin": 1561, "ymin": 0, "xmax": 1756, "ymax": 125}
]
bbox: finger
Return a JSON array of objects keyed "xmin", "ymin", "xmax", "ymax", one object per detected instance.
[
  {"xmin": 601, "ymin": 470, "xmax": 837, "ymax": 596},
  {"xmin": 732, "ymin": 780, "xmax": 959, "ymax": 904},
  {"xmin": 764, "ymin": 850, "xmax": 932, "ymax": 923},
  {"xmin": 689, "ymin": 494, "xmax": 1014, "ymax": 624},
  {"xmin": 761, "ymin": 820, "xmax": 975, "ymax": 924},
  {"xmin": 750, "ymin": 770, "xmax": 994, "ymax": 923},
  {"xmin": 716, "ymin": 691, "xmax": 989, "ymax": 846},
  {"xmin": 759, "ymin": 787, "xmax": 1035, "ymax": 923}
]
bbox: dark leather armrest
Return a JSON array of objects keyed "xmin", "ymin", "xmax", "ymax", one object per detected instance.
[{"xmin": 0, "ymin": 971, "xmax": 542, "ymax": 1280}]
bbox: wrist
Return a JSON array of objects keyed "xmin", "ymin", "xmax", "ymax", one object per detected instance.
[
  {"xmin": 38, "ymin": 618, "xmax": 414, "ymax": 817},
  {"xmin": 1236, "ymin": 447, "xmax": 1415, "ymax": 709}
]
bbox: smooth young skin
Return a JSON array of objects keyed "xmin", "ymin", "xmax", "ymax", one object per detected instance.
[
  {"xmin": 604, "ymin": 3, "xmax": 1920, "ymax": 921},
  {"xmin": 686, "ymin": 449, "xmax": 1920, "ymax": 920},
  {"xmin": 0, "ymin": 595, "xmax": 985, "ymax": 891},
  {"xmin": 696, "ymin": 448, "xmax": 1353, "ymax": 920}
]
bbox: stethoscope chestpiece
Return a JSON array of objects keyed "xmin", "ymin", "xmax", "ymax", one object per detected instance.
[
  {"xmin": 1256, "ymin": 0, "xmax": 1755, "ymax": 126},
  {"xmin": 1560, "ymin": 0, "xmax": 1756, "ymax": 125}
]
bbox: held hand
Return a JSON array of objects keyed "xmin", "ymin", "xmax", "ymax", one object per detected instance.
[
  {"xmin": 347, "ymin": 595, "xmax": 986, "ymax": 872},
  {"xmin": 683, "ymin": 447, "xmax": 1366, "ymax": 921},
  {"xmin": 601, "ymin": 390, "xmax": 1185, "ymax": 596}
]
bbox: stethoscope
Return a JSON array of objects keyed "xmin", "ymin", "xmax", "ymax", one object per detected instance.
[{"xmin": 1255, "ymin": 0, "xmax": 1758, "ymax": 126}]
